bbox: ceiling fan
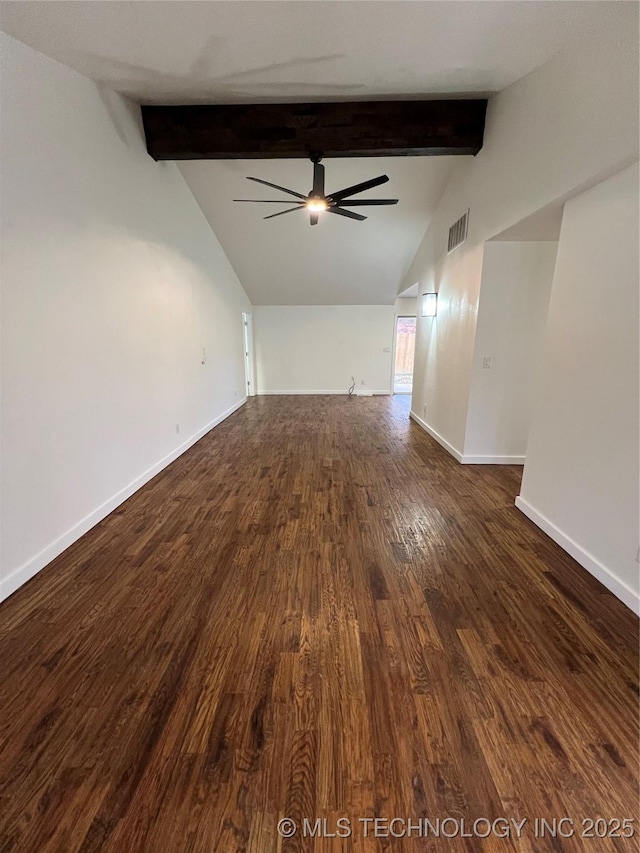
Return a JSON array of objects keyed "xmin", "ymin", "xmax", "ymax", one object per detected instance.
[{"xmin": 233, "ymin": 154, "xmax": 398, "ymax": 225}]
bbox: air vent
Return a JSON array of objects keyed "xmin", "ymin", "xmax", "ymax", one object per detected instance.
[{"xmin": 448, "ymin": 209, "xmax": 469, "ymax": 253}]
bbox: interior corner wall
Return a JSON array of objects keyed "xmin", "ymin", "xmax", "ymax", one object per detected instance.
[
  {"xmin": 254, "ymin": 305, "xmax": 395, "ymax": 394},
  {"xmin": 0, "ymin": 34, "xmax": 251, "ymax": 601},
  {"xmin": 409, "ymin": 239, "xmax": 485, "ymax": 456},
  {"xmin": 517, "ymin": 163, "xmax": 640, "ymax": 614},
  {"xmin": 405, "ymin": 11, "xmax": 639, "ymax": 457},
  {"xmin": 462, "ymin": 241, "xmax": 558, "ymax": 462}
]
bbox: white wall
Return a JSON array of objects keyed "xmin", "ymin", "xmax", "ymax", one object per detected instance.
[
  {"xmin": 405, "ymin": 11, "xmax": 639, "ymax": 455},
  {"xmin": 517, "ymin": 164, "xmax": 639, "ymax": 614},
  {"xmin": 463, "ymin": 242, "xmax": 558, "ymax": 462},
  {"xmin": 395, "ymin": 297, "xmax": 417, "ymax": 317},
  {"xmin": 0, "ymin": 35, "xmax": 251, "ymax": 600},
  {"xmin": 254, "ymin": 305, "xmax": 396, "ymax": 394}
]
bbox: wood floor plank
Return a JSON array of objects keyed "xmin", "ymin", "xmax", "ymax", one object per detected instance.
[{"xmin": 0, "ymin": 395, "xmax": 637, "ymax": 852}]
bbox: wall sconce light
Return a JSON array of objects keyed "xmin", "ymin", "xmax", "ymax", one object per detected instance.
[{"xmin": 422, "ymin": 292, "xmax": 438, "ymax": 317}]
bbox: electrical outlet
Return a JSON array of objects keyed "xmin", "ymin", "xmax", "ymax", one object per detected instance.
[
  {"xmin": 423, "ymin": 404, "xmax": 427, "ymax": 415},
  {"xmin": 383, "ymin": 347, "xmax": 390, "ymax": 353},
  {"xmin": 482, "ymin": 356, "xmax": 492, "ymax": 369},
  {"xmin": 361, "ymin": 380, "xmax": 365, "ymax": 385},
  {"xmin": 176, "ymin": 424, "xmax": 180, "ymax": 434}
]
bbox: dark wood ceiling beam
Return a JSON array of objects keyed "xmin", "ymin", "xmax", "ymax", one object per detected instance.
[{"xmin": 141, "ymin": 99, "xmax": 487, "ymax": 160}]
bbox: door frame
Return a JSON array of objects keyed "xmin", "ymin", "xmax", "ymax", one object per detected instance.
[
  {"xmin": 242, "ymin": 312, "xmax": 256, "ymax": 397},
  {"xmin": 391, "ymin": 313, "xmax": 417, "ymax": 395}
]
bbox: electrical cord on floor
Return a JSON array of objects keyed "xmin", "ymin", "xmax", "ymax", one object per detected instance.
[{"xmin": 348, "ymin": 376, "xmax": 356, "ymax": 397}]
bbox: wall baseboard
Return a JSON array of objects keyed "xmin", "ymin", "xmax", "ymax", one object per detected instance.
[
  {"xmin": 515, "ymin": 495, "xmax": 640, "ymax": 616},
  {"xmin": 409, "ymin": 411, "xmax": 463, "ymax": 462},
  {"xmin": 409, "ymin": 412, "xmax": 524, "ymax": 465},
  {"xmin": 257, "ymin": 390, "xmax": 390, "ymax": 396},
  {"xmin": 461, "ymin": 454, "xmax": 525, "ymax": 465},
  {"xmin": 0, "ymin": 398, "xmax": 247, "ymax": 604}
]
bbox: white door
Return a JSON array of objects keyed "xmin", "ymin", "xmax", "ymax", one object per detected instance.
[{"xmin": 242, "ymin": 312, "xmax": 255, "ymax": 397}]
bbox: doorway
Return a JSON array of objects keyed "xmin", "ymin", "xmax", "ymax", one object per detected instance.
[
  {"xmin": 242, "ymin": 312, "xmax": 255, "ymax": 397},
  {"xmin": 393, "ymin": 316, "xmax": 416, "ymax": 394}
]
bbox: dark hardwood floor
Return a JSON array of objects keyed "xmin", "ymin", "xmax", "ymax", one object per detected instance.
[{"xmin": 0, "ymin": 396, "xmax": 637, "ymax": 852}]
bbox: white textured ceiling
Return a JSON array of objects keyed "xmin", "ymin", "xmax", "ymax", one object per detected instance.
[
  {"xmin": 0, "ymin": 1, "xmax": 622, "ymax": 304},
  {"xmin": 179, "ymin": 157, "xmax": 457, "ymax": 304},
  {"xmin": 0, "ymin": 1, "xmax": 619, "ymax": 104}
]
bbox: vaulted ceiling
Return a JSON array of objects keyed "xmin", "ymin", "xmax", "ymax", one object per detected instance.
[
  {"xmin": 1, "ymin": 1, "xmax": 617, "ymax": 304},
  {"xmin": 178, "ymin": 156, "xmax": 458, "ymax": 305},
  {"xmin": 0, "ymin": 2, "xmax": 613, "ymax": 104}
]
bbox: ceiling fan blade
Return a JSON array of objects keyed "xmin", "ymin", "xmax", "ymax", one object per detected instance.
[
  {"xmin": 338, "ymin": 199, "xmax": 398, "ymax": 206},
  {"xmin": 330, "ymin": 175, "xmax": 389, "ymax": 202},
  {"xmin": 313, "ymin": 162, "xmax": 325, "ymax": 197},
  {"xmin": 246, "ymin": 176, "xmax": 306, "ymax": 199},
  {"xmin": 310, "ymin": 212, "xmax": 319, "ymax": 226},
  {"xmin": 263, "ymin": 206, "xmax": 305, "ymax": 220},
  {"xmin": 327, "ymin": 207, "xmax": 367, "ymax": 222},
  {"xmin": 233, "ymin": 199, "xmax": 306, "ymax": 203}
]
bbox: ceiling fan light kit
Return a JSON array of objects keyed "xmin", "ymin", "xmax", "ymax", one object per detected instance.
[{"xmin": 233, "ymin": 154, "xmax": 399, "ymax": 225}]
